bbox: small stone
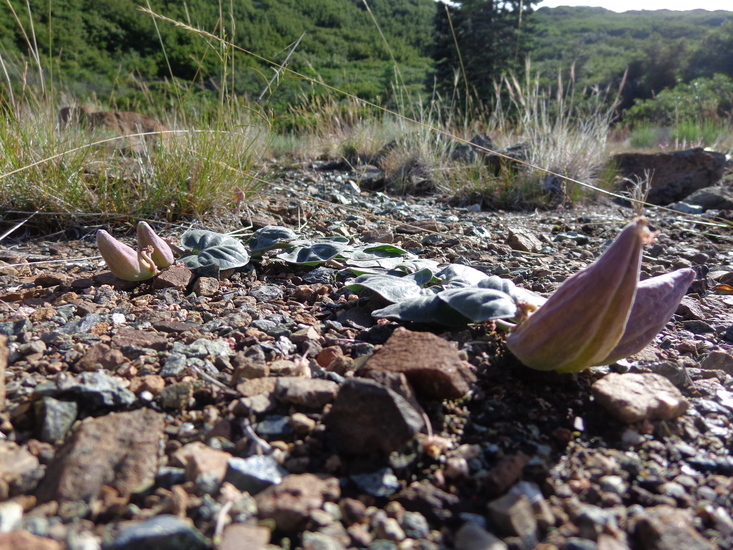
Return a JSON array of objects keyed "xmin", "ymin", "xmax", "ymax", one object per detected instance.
[
  {"xmin": 276, "ymin": 377, "xmax": 338, "ymax": 409},
  {"xmin": 224, "ymin": 455, "xmax": 286, "ymax": 495},
  {"xmin": 192, "ymin": 277, "xmax": 219, "ymax": 296},
  {"xmin": 128, "ymin": 375, "xmax": 165, "ymax": 396},
  {"xmin": 592, "ymin": 373, "xmax": 689, "ymax": 423},
  {"xmin": 350, "ymin": 468, "xmax": 400, "ymax": 498},
  {"xmin": 219, "ymin": 524, "xmax": 270, "ymax": 550},
  {"xmin": 700, "ymin": 350, "xmax": 733, "ymax": 375},
  {"xmin": 634, "ymin": 505, "xmax": 716, "ymax": 550},
  {"xmin": 0, "ymin": 336, "xmax": 7, "ymax": 410},
  {"xmin": 373, "ymin": 516, "xmax": 405, "ymax": 542},
  {"xmin": 316, "ymin": 346, "xmax": 343, "ymax": 368},
  {"xmin": 393, "ymin": 483, "xmax": 460, "ymax": 523},
  {"xmin": 0, "ymin": 500, "xmax": 23, "ymax": 532},
  {"xmin": 53, "ymin": 371, "xmax": 136, "ymax": 407},
  {"xmin": 289, "ymin": 412, "xmax": 316, "ymax": 435},
  {"xmin": 255, "ymin": 473, "xmax": 340, "ymax": 532},
  {"xmin": 107, "ymin": 514, "xmax": 209, "ymax": 550},
  {"xmin": 172, "ymin": 442, "xmax": 232, "ymax": 484},
  {"xmin": 487, "ymin": 493, "xmax": 538, "ymax": 543},
  {"xmin": 75, "ymin": 343, "xmax": 126, "ymax": 371},
  {"xmin": 0, "ymin": 531, "xmax": 63, "ymax": 550},
  {"xmin": 36, "ymin": 409, "xmax": 164, "ymax": 502},
  {"xmin": 454, "ymin": 521, "xmax": 507, "ymax": 550},
  {"xmin": 35, "ymin": 396, "xmax": 78, "ymax": 443},
  {"xmin": 236, "ymin": 377, "xmax": 278, "ymax": 398},
  {"xmin": 0, "ymin": 442, "xmax": 40, "ymax": 496},
  {"xmin": 111, "ymin": 328, "xmax": 168, "ymax": 352},
  {"xmin": 159, "ymin": 381, "xmax": 195, "ymax": 410},
  {"xmin": 483, "ymin": 454, "xmax": 530, "ymax": 498},
  {"xmin": 323, "ymin": 378, "xmax": 424, "ymax": 455},
  {"xmin": 506, "ymin": 229, "xmax": 543, "ymax": 253},
  {"xmin": 359, "ymin": 327, "xmax": 476, "ymax": 400},
  {"xmin": 401, "ymin": 511, "xmax": 430, "ymax": 539},
  {"xmin": 152, "ymin": 266, "xmax": 195, "ymax": 290}
]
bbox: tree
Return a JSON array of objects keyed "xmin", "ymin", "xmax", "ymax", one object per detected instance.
[{"xmin": 431, "ymin": 0, "xmax": 538, "ymax": 103}]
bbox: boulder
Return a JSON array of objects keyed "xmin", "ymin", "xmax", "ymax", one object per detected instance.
[{"xmin": 611, "ymin": 148, "xmax": 727, "ymax": 205}]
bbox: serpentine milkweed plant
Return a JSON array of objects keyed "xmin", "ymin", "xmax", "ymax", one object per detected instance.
[{"xmin": 347, "ymin": 218, "xmax": 694, "ymax": 373}]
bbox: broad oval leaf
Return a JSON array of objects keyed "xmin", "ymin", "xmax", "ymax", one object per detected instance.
[
  {"xmin": 277, "ymin": 242, "xmax": 348, "ymax": 265},
  {"xmin": 247, "ymin": 226, "xmax": 299, "ymax": 253},
  {"xmin": 477, "ymin": 276, "xmax": 547, "ymax": 308},
  {"xmin": 437, "ymin": 287, "xmax": 518, "ymax": 322},
  {"xmin": 436, "ymin": 264, "xmax": 490, "ymax": 288},
  {"xmin": 180, "ymin": 230, "xmax": 250, "ymax": 270},
  {"xmin": 346, "ymin": 271, "xmax": 433, "ymax": 303},
  {"xmin": 372, "ymin": 294, "xmax": 472, "ymax": 327}
]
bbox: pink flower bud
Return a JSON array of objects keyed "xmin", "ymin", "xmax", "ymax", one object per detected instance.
[
  {"xmin": 600, "ymin": 267, "xmax": 695, "ymax": 364},
  {"xmin": 136, "ymin": 221, "xmax": 175, "ymax": 268},
  {"xmin": 506, "ymin": 219, "xmax": 653, "ymax": 373},
  {"xmin": 96, "ymin": 230, "xmax": 158, "ymax": 281}
]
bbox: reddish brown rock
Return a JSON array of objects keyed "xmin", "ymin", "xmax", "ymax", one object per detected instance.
[
  {"xmin": 75, "ymin": 342, "xmax": 126, "ymax": 371},
  {"xmin": 359, "ymin": 327, "xmax": 476, "ymax": 400},
  {"xmin": 36, "ymin": 408, "xmax": 164, "ymax": 502},
  {"xmin": 634, "ymin": 505, "xmax": 716, "ymax": 550},
  {"xmin": 152, "ymin": 265, "xmax": 195, "ymax": 290},
  {"xmin": 275, "ymin": 377, "xmax": 339, "ymax": 409},
  {"xmin": 0, "ymin": 442, "xmax": 40, "ymax": 495},
  {"xmin": 0, "ymin": 530, "xmax": 63, "ymax": 550},
  {"xmin": 324, "ymin": 378, "xmax": 424, "ymax": 455},
  {"xmin": 255, "ymin": 473, "xmax": 340, "ymax": 532},
  {"xmin": 111, "ymin": 328, "xmax": 168, "ymax": 351},
  {"xmin": 483, "ymin": 454, "xmax": 531, "ymax": 498},
  {"xmin": 172, "ymin": 441, "xmax": 232, "ymax": 483}
]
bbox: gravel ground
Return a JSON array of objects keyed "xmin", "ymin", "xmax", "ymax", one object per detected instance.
[{"xmin": 1, "ymin": 161, "xmax": 733, "ymax": 550}]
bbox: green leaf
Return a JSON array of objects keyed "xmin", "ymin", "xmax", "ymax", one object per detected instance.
[
  {"xmin": 346, "ymin": 270, "xmax": 434, "ymax": 303},
  {"xmin": 477, "ymin": 276, "xmax": 547, "ymax": 308},
  {"xmin": 436, "ymin": 264, "xmax": 490, "ymax": 288},
  {"xmin": 372, "ymin": 294, "xmax": 473, "ymax": 327},
  {"xmin": 180, "ymin": 230, "xmax": 250, "ymax": 270},
  {"xmin": 277, "ymin": 242, "xmax": 349, "ymax": 265},
  {"xmin": 437, "ymin": 287, "xmax": 518, "ymax": 322},
  {"xmin": 247, "ymin": 226, "xmax": 299, "ymax": 253}
]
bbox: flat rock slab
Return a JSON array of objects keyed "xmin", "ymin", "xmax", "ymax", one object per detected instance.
[
  {"xmin": 612, "ymin": 148, "xmax": 727, "ymax": 205},
  {"xmin": 0, "ymin": 530, "xmax": 63, "ymax": 550},
  {"xmin": 255, "ymin": 473, "xmax": 340, "ymax": 533},
  {"xmin": 107, "ymin": 514, "xmax": 210, "ymax": 550},
  {"xmin": 323, "ymin": 378, "xmax": 424, "ymax": 455},
  {"xmin": 591, "ymin": 373, "xmax": 689, "ymax": 424},
  {"xmin": 37, "ymin": 408, "xmax": 164, "ymax": 502},
  {"xmin": 360, "ymin": 327, "xmax": 476, "ymax": 400}
]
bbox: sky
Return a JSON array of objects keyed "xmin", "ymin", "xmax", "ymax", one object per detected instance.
[{"xmin": 536, "ymin": 0, "xmax": 732, "ymax": 11}]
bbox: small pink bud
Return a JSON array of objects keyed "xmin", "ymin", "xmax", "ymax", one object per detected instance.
[
  {"xmin": 136, "ymin": 221, "xmax": 175, "ymax": 268},
  {"xmin": 600, "ymin": 267, "xmax": 695, "ymax": 364},
  {"xmin": 96, "ymin": 230, "xmax": 158, "ymax": 281},
  {"xmin": 506, "ymin": 219, "xmax": 652, "ymax": 373}
]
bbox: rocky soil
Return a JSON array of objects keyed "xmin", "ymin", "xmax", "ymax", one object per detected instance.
[{"xmin": 1, "ymin": 161, "xmax": 733, "ymax": 550}]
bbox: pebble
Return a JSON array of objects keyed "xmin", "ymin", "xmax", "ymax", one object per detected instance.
[
  {"xmin": 35, "ymin": 396, "xmax": 78, "ymax": 443},
  {"xmin": 486, "ymin": 493, "xmax": 538, "ymax": 544},
  {"xmin": 633, "ymin": 505, "xmax": 716, "ymax": 550},
  {"xmin": 324, "ymin": 378, "xmax": 424, "ymax": 455},
  {"xmin": 359, "ymin": 327, "xmax": 476, "ymax": 400},
  {"xmin": 224, "ymin": 455, "xmax": 286, "ymax": 495},
  {"xmin": 219, "ymin": 523, "xmax": 270, "ymax": 550},
  {"xmin": 592, "ymin": 373, "xmax": 689, "ymax": 423},
  {"xmin": 36, "ymin": 409, "xmax": 163, "ymax": 503},
  {"xmin": 255, "ymin": 473, "xmax": 340, "ymax": 532},
  {"xmin": 0, "ymin": 500, "xmax": 23, "ymax": 532},
  {"xmin": 0, "ymin": 530, "xmax": 63, "ymax": 550},
  {"xmin": 106, "ymin": 514, "xmax": 209, "ymax": 550},
  {"xmin": 454, "ymin": 521, "xmax": 508, "ymax": 550}
]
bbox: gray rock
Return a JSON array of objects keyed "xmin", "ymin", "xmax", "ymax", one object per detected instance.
[
  {"xmin": 591, "ymin": 373, "xmax": 689, "ymax": 423},
  {"xmin": 487, "ymin": 493, "xmax": 538, "ymax": 544},
  {"xmin": 401, "ymin": 511, "xmax": 430, "ymax": 539},
  {"xmin": 350, "ymin": 468, "xmax": 400, "ymax": 498},
  {"xmin": 323, "ymin": 378, "xmax": 424, "ymax": 455},
  {"xmin": 249, "ymin": 284, "xmax": 284, "ymax": 302},
  {"xmin": 682, "ymin": 185, "xmax": 733, "ymax": 211},
  {"xmin": 612, "ymin": 148, "xmax": 727, "ymax": 205},
  {"xmin": 454, "ymin": 521, "xmax": 507, "ymax": 550},
  {"xmin": 54, "ymin": 371, "xmax": 136, "ymax": 407},
  {"xmin": 275, "ymin": 377, "xmax": 338, "ymax": 409},
  {"xmin": 0, "ymin": 318, "xmax": 32, "ymax": 337},
  {"xmin": 35, "ymin": 396, "xmax": 78, "ymax": 443},
  {"xmin": 224, "ymin": 455, "xmax": 286, "ymax": 495},
  {"xmin": 106, "ymin": 514, "xmax": 210, "ymax": 550}
]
